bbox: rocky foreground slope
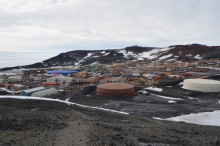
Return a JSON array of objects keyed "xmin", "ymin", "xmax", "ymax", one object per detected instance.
[
  {"xmin": 0, "ymin": 98, "xmax": 220, "ymax": 146},
  {"xmin": 1, "ymin": 44, "xmax": 220, "ymax": 71}
]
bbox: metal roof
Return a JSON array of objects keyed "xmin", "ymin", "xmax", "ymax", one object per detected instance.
[
  {"xmin": 31, "ymin": 88, "xmax": 58, "ymax": 97},
  {"xmin": 21, "ymin": 87, "xmax": 45, "ymax": 93},
  {"xmin": 13, "ymin": 84, "xmax": 26, "ymax": 88}
]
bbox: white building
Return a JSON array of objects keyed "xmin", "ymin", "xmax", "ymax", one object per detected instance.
[
  {"xmin": 7, "ymin": 76, "xmax": 23, "ymax": 82},
  {"xmin": 132, "ymin": 69, "xmax": 141, "ymax": 76},
  {"xmin": 31, "ymin": 88, "xmax": 58, "ymax": 97},
  {"xmin": 46, "ymin": 75, "xmax": 73, "ymax": 84}
]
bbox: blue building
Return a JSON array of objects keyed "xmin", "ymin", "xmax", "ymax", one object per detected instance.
[{"xmin": 47, "ymin": 70, "xmax": 79, "ymax": 75}]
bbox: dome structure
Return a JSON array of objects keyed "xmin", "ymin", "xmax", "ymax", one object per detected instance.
[
  {"xmin": 183, "ymin": 79, "xmax": 220, "ymax": 92},
  {"xmin": 97, "ymin": 83, "xmax": 135, "ymax": 97}
]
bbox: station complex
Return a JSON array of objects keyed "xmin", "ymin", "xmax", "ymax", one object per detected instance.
[{"xmin": 1, "ymin": 58, "xmax": 220, "ymax": 98}]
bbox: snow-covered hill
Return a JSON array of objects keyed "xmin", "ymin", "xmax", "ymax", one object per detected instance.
[{"xmin": 1, "ymin": 44, "xmax": 220, "ymax": 71}]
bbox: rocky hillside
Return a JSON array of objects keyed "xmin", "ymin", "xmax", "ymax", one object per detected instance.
[{"xmin": 1, "ymin": 44, "xmax": 220, "ymax": 71}]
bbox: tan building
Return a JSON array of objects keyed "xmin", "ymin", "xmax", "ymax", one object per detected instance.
[{"xmin": 12, "ymin": 84, "xmax": 27, "ymax": 91}]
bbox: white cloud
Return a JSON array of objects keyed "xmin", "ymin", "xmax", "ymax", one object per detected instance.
[{"xmin": 0, "ymin": 0, "xmax": 220, "ymax": 67}]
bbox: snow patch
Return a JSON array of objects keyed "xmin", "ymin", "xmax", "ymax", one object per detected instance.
[
  {"xmin": 103, "ymin": 52, "xmax": 110, "ymax": 56},
  {"xmin": 139, "ymin": 47, "xmax": 174, "ymax": 60},
  {"xmin": 159, "ymin": 54, "xmax": 172, "ymax": 60},
  {"xmin": 151, "ymin": 93, "xmax": 183, "ymax": 100},
  {"xmin": 168, "ymin": 100, "xmax": 177, "ymax": 103},
  {"xmin": 178, "ymin": 82, "xmax": 183, "ymax": 85},
  {"xmin": 84, "ymin": 53, "xmax": 93, "ymax": 59},
  {"xmin": 118, "ymin": 50, "xmax": 138, "ymax": 59},
  {"xmin": 75, "ymin": 53, "xmax": 93, "ymax": 66},
  {"xmin": 153, "ymin": 117, "xmax": 163, "ymax": 120},
  {"xmin": 166, "ymin": 110, "xmax": 220, "ymax": 127},
  {"xmin": 195, "ymin": 54, "xmax": 202, "ymax": 59},
  {"xmin": 145, "ymin": 87, "xmax": 163, "ymax": 92}
]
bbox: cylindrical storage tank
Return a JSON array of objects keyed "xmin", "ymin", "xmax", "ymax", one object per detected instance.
[
  {"xmin": 97, "ymin": 83, "xmax": 135, "ymax": 98},
  {"xmin": 183, "ymin": 79, "xmax": 220, "ymax": 92}
]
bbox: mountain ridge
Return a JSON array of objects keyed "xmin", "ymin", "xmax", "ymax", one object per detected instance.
[{"xmin": 1, "ymin": 44, "xmax": 220, "ymax": 71}]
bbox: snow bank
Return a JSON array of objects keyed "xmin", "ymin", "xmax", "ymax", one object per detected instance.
[
  {"xmin": 0, "ymin": 96, "xmax": 129, "ymax": 115},
  {"xmin": 145, "ymin": 87, "xmax": 163, "ymax": 92},
  {"xmin": 166, "ymin": 110, "xmax": 220, "ymax": 127}
]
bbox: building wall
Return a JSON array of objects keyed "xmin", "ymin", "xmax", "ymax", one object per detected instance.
[
  {"xmin": 12, "ymin": 85, "xmax": 27, "ymax": 91},
  {"xmin": 183, "ymin": 80, "xmax": 220, "ymax": 92}
]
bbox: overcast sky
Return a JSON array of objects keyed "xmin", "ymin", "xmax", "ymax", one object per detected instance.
[{"xmin": 0, "ymin": 0, "xmax": 220, "ymax": 68}]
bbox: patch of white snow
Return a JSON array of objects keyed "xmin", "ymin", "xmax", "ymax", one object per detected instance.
[{"xmin": 166, "ymin": 110, "xmax": 220, "ymax": 127}]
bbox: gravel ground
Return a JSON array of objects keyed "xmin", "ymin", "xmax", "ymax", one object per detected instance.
[{"xmin": 0, "ymin": 98, "xmax": 220, "ymax": 146}]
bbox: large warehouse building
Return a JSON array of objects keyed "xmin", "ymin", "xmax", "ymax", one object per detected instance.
[
  {"xmin": 183, "ymin": 79, "xmax": 220, "ymax": 92},
  {"xmin": 47, "ymin": 70, "xmax": 79, "ymax": 75},
  {"xmin": 97, "ymin": 83, "xmax": 135, "ymax": 98},
  {"xmin": 31, "ymin": 88, "xmax": 58, "ymax": 97},
  {"xmin": 20, "ymin": 87, "xmax": 46, "ymax": 96},
  {"xmin": 46, "ymin": 76, "xmax": 73, "ymax": 84}
]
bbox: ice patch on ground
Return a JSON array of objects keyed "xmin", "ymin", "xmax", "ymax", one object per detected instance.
[{"xmin": 166, "ymin": 110, "xmax": 220, "ymax": 127}]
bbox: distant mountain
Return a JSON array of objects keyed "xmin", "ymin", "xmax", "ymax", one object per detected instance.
[{"xmin": 1, "ymin": 44, "xmax": 220, "ymax": 71}]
